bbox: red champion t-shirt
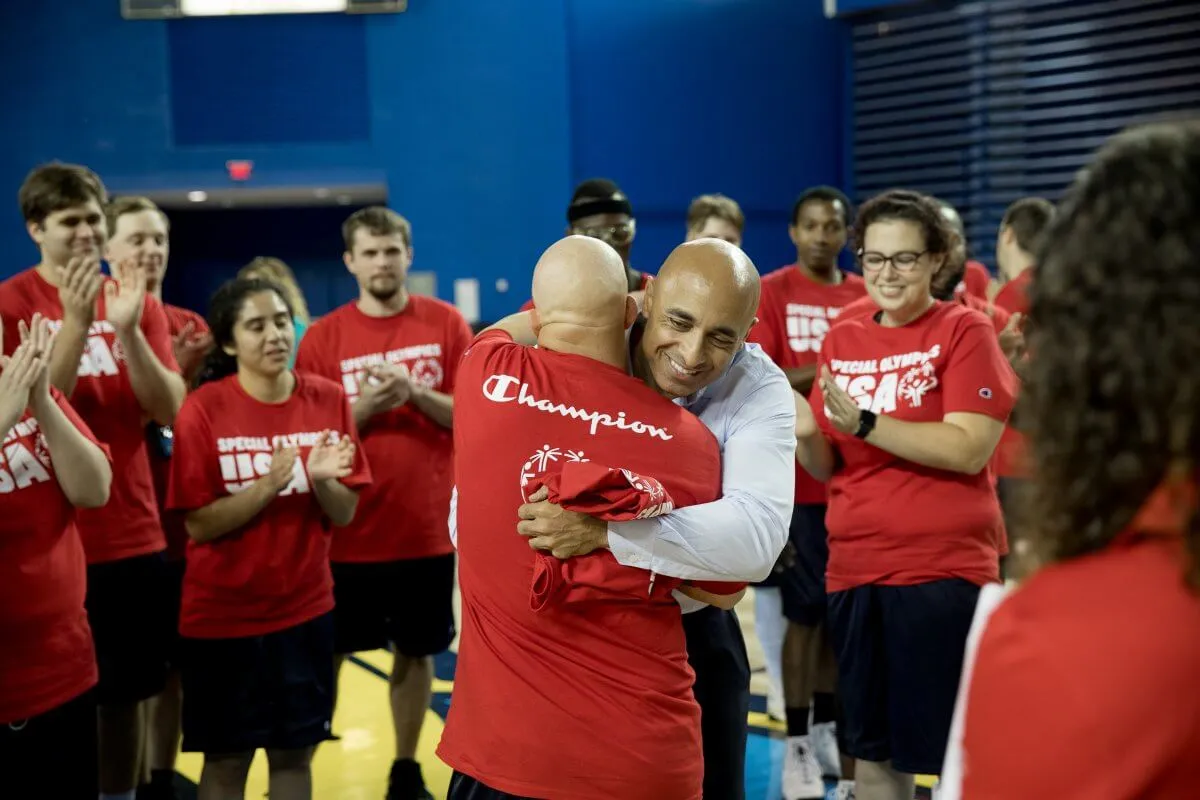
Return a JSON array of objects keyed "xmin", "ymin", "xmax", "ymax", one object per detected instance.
[
  {"xmin": 748, "ymin": 266, "xmax": 867, "ymax": 505},
  {"xmin": 961, "ymin": 481, "xmax": 1200, "ymax": 799},
  {"xmin": 991, "ymin": 269, "xmax": 1032, "ymax": 479},
  {"xmin": 0, "ymin": 267, "xmax": 181, "ymax": 564},
  {"xmin": 167, "ymin": 372, "xmax": 372, "ymax": 639},
  {"xmin": 811, "ymin": 302, "xmax": 1016, "ymax": 592},
  {"xmin": 437, "ymin": 330, "xmax": 721, "ymax": 800},
  {"xmin": 149, "ymin": 303, "xmax": 210, "ymax": 561},
  {"xmin": 0, "ymin": 390, "xmax": 110, "ymax": 722},
  {"xmin": 295, "ymin": 296, "xmax": 471, "ymax": 562}
]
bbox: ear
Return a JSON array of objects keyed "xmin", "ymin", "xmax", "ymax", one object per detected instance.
[
  {"xmin": 787, "ymin": 224, "xmax": 800, "ymax": 247},
  {"xmin": 623, "ymin": 295, "xmax": 638, "ymax": 329},
  {"xmin": 222, "ymin": 342, "xmax": 237, "ymax": 357},
  {"xmin": 1000, "ymin": 225, "xmax": 1016, "ymax": 247},
  {"xmin": 403, "ymin": 245, "xmax": 414, "ymax": 268},
  {"xmin": 342, "ymin": 251, "xmax": 354, "ymax": 273},
  {"xmin": 26, "ymin": 220, "xmax": 44, "ymax": 247}
]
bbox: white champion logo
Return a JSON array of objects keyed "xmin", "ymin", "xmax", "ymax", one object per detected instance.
[{"xmin": 482, "ymin": 374, "xmax": 674, "ymax": 441}]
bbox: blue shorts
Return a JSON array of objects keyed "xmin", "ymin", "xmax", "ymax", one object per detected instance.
[
  {"xmin": 827, "ymin": 579, "xmax": 980, "ymax": 775},
  {"xmin": 180, "ymin": 612, "xmax": 335, "ymax": 754},
  {"xmin": 762, "ymin": 504, "xmax": 829, "ymax": 626}
]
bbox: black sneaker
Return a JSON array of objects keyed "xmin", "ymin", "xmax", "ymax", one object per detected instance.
[{"xmin": 386, "ymin": 759, "xmax": 433, "ymax": 800}]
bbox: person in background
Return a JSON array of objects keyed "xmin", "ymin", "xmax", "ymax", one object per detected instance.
[
  {"xmin": 685, "ymin": 193, "xmax": 744, "ymax": 246},
  {"xmin": 989, "ymin": 196, "xmax": 1055, "ymax": 576},
  {"xmin": 296, "ymin": 207, "xmax": 471, "ymax": 800},
  {"xmin": 519, "ymin": 178, "xmax": 651, "ymax": 311},
  {"xmin": 239, "ymin": 256, "xmax": 312, "ymax": 364},
  {"xmin": 937, "ymin": 201, "xmax": 992, "ymax": 301},
  {"xmin": 104, "ymin": 195, "xmax": 211, "ymax": 800},
  {"xmin": 0, "ymin": 314, "xmax": 113, "ymax": 798},
  {"xmin": 794, "ymin": 190, "xmax": 1015, "ymax": 800},
  {"xmin": 168, "ymin": 277, "xmax": 371, "ymax": 800},
  {"xmin": 956, "ymin": 120, "xmax": 1200, "ymax": 800},
  {"xmin": 748, "ymin": 186, "xmax": 865, "ymax": 799},
  {"xmin": 0, "ymin": 162, "xmax": 185, "ymax": 800}
]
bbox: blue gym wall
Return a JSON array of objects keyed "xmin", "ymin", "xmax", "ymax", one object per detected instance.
[{"xmin": 0, "ymin": 0, "xmax": 848, "ymax": 322}]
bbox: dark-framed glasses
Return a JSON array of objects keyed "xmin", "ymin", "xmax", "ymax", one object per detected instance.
[{"xmin": 858, "ymin": 250, "xmax": 927, "ymax": 272}]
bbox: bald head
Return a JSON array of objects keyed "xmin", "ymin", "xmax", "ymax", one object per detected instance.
[
  {"xmin": 531, "ymin": 235, "xmax": 629, "ymax": 330},
  {"xmin": 656, "ymin": 238, "xmax": 760, "ymax": 327}
]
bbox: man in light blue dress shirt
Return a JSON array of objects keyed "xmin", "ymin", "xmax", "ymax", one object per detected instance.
[{"xmin": 515, "ymin": 239, "xmax": 795, "ymax": 800}]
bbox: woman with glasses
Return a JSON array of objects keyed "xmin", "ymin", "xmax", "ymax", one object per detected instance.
[{"xmin": 793, "ymin": 189, "xmax": 1016, "ymax": 800}]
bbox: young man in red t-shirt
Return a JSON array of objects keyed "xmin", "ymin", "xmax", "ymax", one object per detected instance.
[
  {"xmin": 0, "ymin": 314, "xmax": 113, "ymax": 798},
  {"xmin": 104, "ymin": 195, "xmax": 211, "ymax": 800},
  {"xmin": 440, "ymin": 236, "xmax": 727, "ymax": 800},
  {"xmin": 0, "ymin": 163, "xmax": 186, "ymax": 800},
  {"xmin": 295, "ymin": 206, "xmax": 471, "ymax": 800},
  {"xmin": 747, "ymin": 185, "xmax": 865, "ymax": 798}
]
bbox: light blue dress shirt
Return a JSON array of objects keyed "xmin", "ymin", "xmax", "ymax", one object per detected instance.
[{"xmin": 606, "ymin": 342, "xmax": 795, "ymax": 584}]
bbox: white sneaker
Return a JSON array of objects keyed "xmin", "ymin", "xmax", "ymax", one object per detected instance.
[
  {"xmin": 810, "ymin": 721, "xmax": 842, "ymax": 778},
  {"xmin": 835, "ymin": 780, "xmax": 856, "ymax": 800},
  {"xmin": 767, "ymin": 689, "xmax": 786, "ymax": 722},
  {"xmin": 782, "ymin": 736, "xmax": 826, "ymax": 800}
]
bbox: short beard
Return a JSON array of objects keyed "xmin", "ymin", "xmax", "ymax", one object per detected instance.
[{"xmin": 369, "ymin": 284, "xmax": 400, "ymax": 303}]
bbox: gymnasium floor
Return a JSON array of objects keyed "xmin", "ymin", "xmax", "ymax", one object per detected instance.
[{"xmin": 169, "ymin": 588, "xmax": 935, "ymax": 799}]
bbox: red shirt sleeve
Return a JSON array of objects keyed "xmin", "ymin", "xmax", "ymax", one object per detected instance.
[
  {"xmin": 746, "ymin": 285, "xmax": 784, "ymax": 362},
  {"xmin": 166, "ymin": 396, "xmax": 221, "ymax": 512},
  {"xmin": 941, "ymin": 316, "xmax": 1016, "ymax": 421},
  {"xmin": 338, "ymin": 389, "xmax": 373, "ymax": 491},
  {"xmin": 441, "ymin": 309, "xmax": 474, "ymax": 394},
  {"xmin": 141, "ymin": 294, "xmax": 181, "ymax": 373},
  {"xmin": 294, "ymin": 325, "xmax": 336, "ymax": 381}
]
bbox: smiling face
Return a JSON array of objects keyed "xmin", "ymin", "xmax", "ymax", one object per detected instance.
[
  {"xmin": 861, "ymin": 218, "xmax": 944, "ymax": 325},
  {"xmin": 224, "ymin": 290, "xmax": 295, "ymax": 379},
  {"xmin": 106, "ymin": 209, "xmax": 169, "ymax": 292},
  {"xmin": 29, "ymin": 200, "xmax": 107, "ymax": 267}
]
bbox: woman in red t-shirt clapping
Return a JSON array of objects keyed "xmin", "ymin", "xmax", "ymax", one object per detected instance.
[
  {"xmin": 794, "ymin": 190, "xmax": 1016, "ymax": 800},
  {"xmin": 168, "ymin": 278, "xmax": 371, "ymax": 800},
  {"xmin": 0, "ymin": 314, "xmax": 113, "ymax": 798}
]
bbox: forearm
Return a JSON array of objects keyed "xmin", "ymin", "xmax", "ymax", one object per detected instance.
[
  {"xmin": 49, "ymin": 317, "xmax": 90, "ymax": 396},
  {"xmin": 351, "ymin": 397, "xmax": 377, "ymax": 431},
  {"xmin": 784, "ymin": 365, "xmax": 818, "ymax": 393},
  {"xmin": 117, "ymin": 327, "xmax": 185, "ymax": 425},
  {"xmin": 410, "ymin": 387, "xmax": 453, "ymax": 428},
  {"xmin": 865, "ymin": 415, "xmax": 988, "ymax": 474},
  {"xmin": 31, "ymin": 396, "xmax": 111, "ymax": 508},
  {"xmin": 608, "ymin": 491, "xmax": 789, "ymax": 583},
  {"xmin": 796, "ymin": 432, "xmax": 835, "ymax": 482},
  {"xmin": 484, "ymin": 312, "xmax": 537, "ymax": 345},
  {"xmin": 313, "ymin": 478, "xmax": 358, "ymax": 526},
  {"xmin": 185, "ymin": 480, "xmax": 278, "ymax": 543}
]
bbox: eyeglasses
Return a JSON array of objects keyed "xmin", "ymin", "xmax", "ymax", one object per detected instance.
[
  {"xmin": 571, "ymin": 221, "xmax": 636, "ymax": 247},
  {"xmin": 858, "ymin": 250, "xmax": 928, "ymax": 272}
]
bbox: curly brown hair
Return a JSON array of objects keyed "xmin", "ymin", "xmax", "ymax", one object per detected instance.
[{"xmin": 1022, "ymin": 120, "xmax": 1200, "ymax": 584}]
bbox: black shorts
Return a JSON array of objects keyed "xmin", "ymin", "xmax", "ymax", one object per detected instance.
[
  {"xmin": 163, "ymin": 559, "xmax": 186, "ymax": 668},
  {"xmin": 179, "ymin": 612, "xmax": 335, "ymax": 755},
  {"xmin": 85, "ymin": 551, "xmax": 174, "ymax": 704},
  {"xmin": 776, "ymin": 504, "xmax": 829, "ymax": 626},
  {"xmin": 683, "ymin": 606, "xmax": 750, "ymax": 800},
  {"xmin": 827, "ymin": 578, "xmax": 980, "ymax": 775},
  {"xmin": 448, "ymin": 771, "xmax": 536, "ymax": 800},
  {"xmin": 331, "ymin": 554, "xmax": 456, "ymax": 657},
  {"xmin": 0, "ymin": 688, "xmax": 97, "ymax": 798}
]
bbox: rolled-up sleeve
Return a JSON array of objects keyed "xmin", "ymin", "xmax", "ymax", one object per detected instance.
[{"xmin": 607, "ymin": 365, "xmax": 795, "ymax": 582}]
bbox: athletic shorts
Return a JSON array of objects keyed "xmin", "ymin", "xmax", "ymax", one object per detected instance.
[
  {"xmin": 331, "ymin": 554, "xmax": 456, "ymax": 657},
  {"xmin": 162, "ymin": 559, "xmax": 186, "ymax": 669},
  {"xmin": 827, "ymin": 578, "xmax": 980, "ymax": 775},
  {"xmin": 179, "ymin": 612, "xmax": 335, "ymax": 755},
  {"xmin": 1, "ymin": 687, "xmax": 97, "ymax": 797},
  {"xmin": 85, "ymin": 551, "xmax": 174, "ymax": 705},
  {"xmin": 774, "ymin": 504, "xmax": 829, "ymax": 626},
  {"xmin": 448, "ymin": 771, "xmax": 537, "ymax": 800}
]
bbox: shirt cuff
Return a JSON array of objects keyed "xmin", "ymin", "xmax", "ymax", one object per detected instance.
[{"xmin": 606, "ymin": 519, "xmax": 658, "ymax": 570}]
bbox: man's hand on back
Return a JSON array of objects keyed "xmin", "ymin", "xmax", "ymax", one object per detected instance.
[{"xmin": 517, "ymin": 486, "xmax": 608, "ymax": 558}]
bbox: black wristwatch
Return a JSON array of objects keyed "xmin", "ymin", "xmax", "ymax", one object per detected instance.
[{"xmin": 853, "ymin": 409, "xmax": 877, "ymax": 439}]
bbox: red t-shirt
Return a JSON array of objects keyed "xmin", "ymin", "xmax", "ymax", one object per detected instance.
[
  {"xmin": 167, "ymin": 372, "xmax": 372, "ymax": 639},
  {"xmin": 0, "ymin": 268, "xmax": 181, "ymax": 564},
  {"xmin": 748, "ymin": 266, "xmax": 867, "ymax": 505},
  {"xmin": 991, "ymin": 270, "xmax": 1031, "ymax": 479},
  {"xmin": 295, "ymin": 297, "xmax": 471, "ymax": 562},
  {"xmin": 838, "ymin": 291, "xmax": 1010, "ymax": 334},
  {"xmin": 150, "ymin": 303, "xmax": 211, "ymax": 561},
  {"xmin": 438, "ymin": 330, "xmax": 721, "ymax": 800},
  {"xmin": 811, "ymin": 302, "xmax": 1015, "ymax": 592},
  {"xmin": 0, "ymin": 391, "xmax": 110, "ymax": 722},
  {"xmin": 519, "ymin": 272, "xmax": 653, "ymax": 312},
  {"xmin": 960, "ymin": 260, "xmax": 991, "ymax": 300},
  {"xmin": 961, "ymin": 482, "xmax": 1200, "ymax": 799}
]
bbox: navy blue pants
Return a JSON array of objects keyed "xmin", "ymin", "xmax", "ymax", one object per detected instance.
[{"xmin": 683, "ymin": 605, "xmax": 751, "ymax": 800}]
